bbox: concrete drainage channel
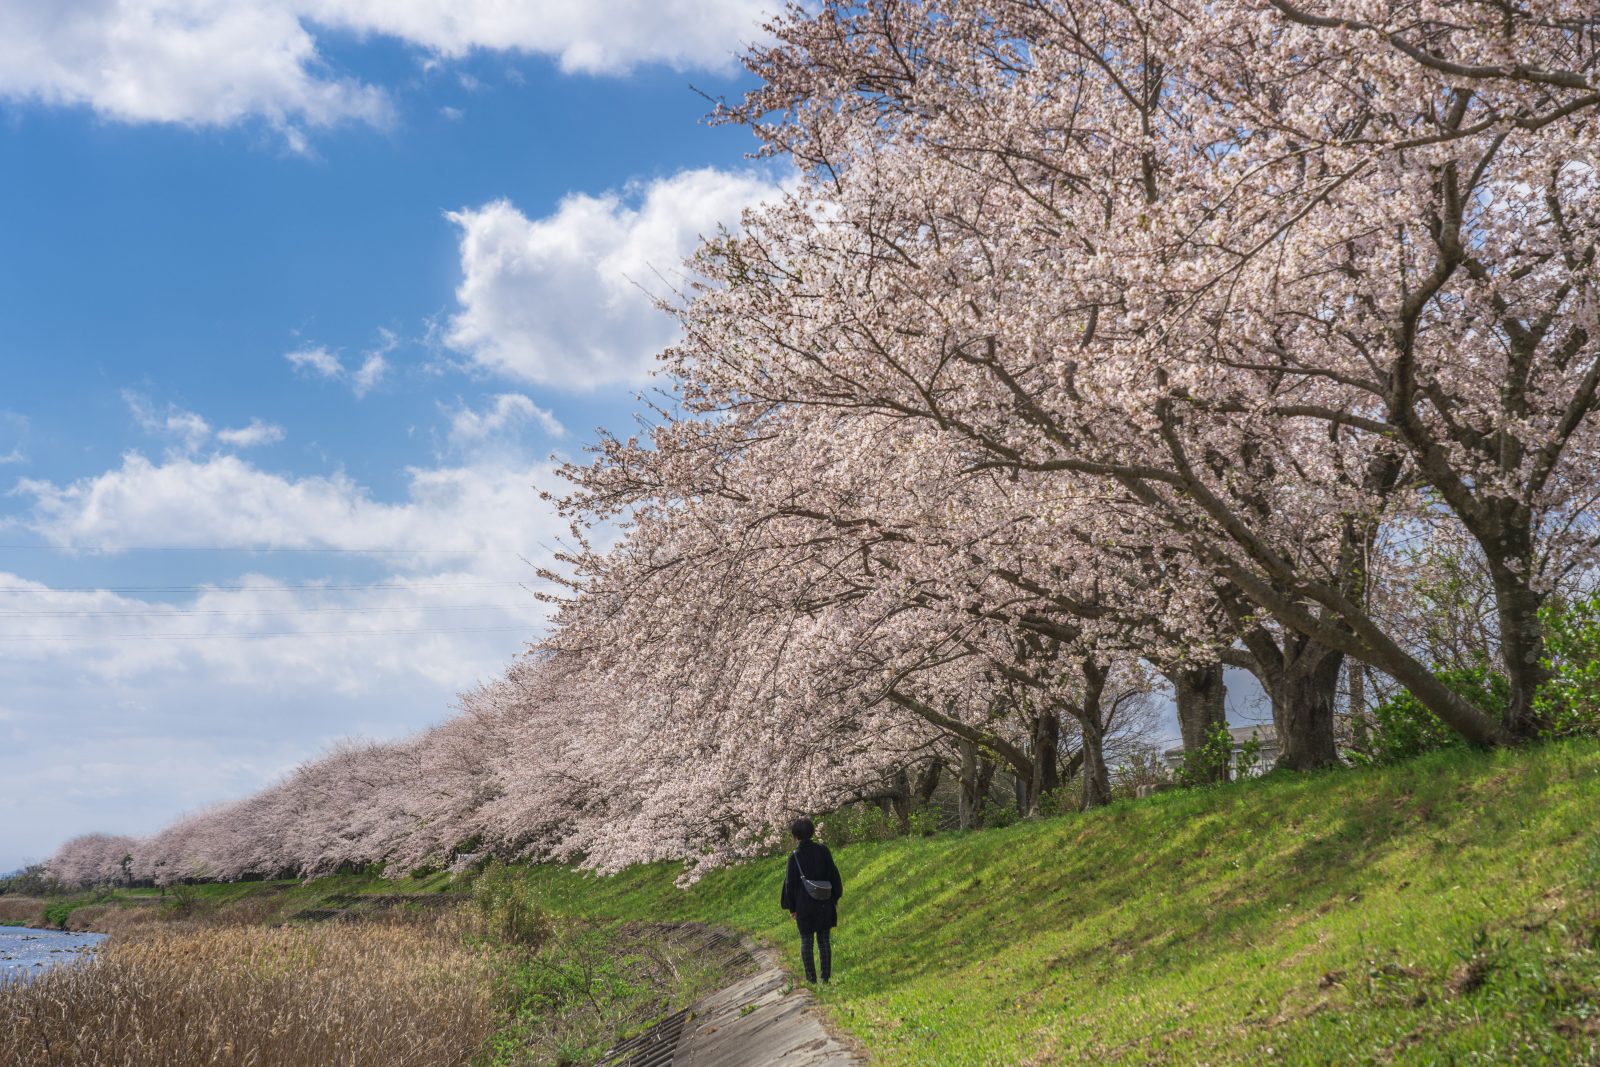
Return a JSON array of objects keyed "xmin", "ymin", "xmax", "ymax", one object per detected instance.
[{"xmin": 595, "ymin": 927, "xmax": 863, "ymax": 1067}]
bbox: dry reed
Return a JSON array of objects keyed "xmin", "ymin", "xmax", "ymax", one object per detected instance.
[
  {"xmin": 0, "ymin": 913, "xmax": 501, "ymax": 1067},
  {"xmin": 0, "ymin": 899, "xmax": 46, "ymax": 928}
]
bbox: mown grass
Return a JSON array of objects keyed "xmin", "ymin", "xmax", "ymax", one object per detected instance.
[{"xmin": 518, "ymin": 740, "xmax": 1600, "ymax": 1065}]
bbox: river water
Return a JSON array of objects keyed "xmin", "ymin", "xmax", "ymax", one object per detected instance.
[{"xmin": 0, "ymin": 926, "xmax": 106, "ymax": 983}]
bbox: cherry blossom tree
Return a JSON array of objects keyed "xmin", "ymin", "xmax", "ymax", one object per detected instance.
[
  {"xmin": 696, "ymin": 0, "xmax": 1600, "ymax": 753},
  {"xmin": 45, "ymin": 833, "xmax": 139, "ymax": 888}
]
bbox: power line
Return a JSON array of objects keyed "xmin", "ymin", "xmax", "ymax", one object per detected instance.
[
  {"xmin": 0, "ymin": 579, "xmax": 558, "ymax": 594},
  {"xmin": 0, "ymin": 544, "xmax": 528, "ymax": 555},
  {"xmin": 0, "ymin": 603, "xmax": 539, "ymax": 619},
  {"xmin": 0, "ymin": 625, "xmax": 537, "ymax": 642}
]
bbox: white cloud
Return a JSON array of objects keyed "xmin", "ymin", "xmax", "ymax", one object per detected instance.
[
  {"xmin": 0, "ymin": 0, "xmax": 391, "ymax": 138},
  {"xmin": 0, "ymin": 447, "xmax": 577, "ymax": 869},
  {"xmin": 439, "ymin": 105, "xmax": 464, "ymax": 121},
  {"xmin": 445, "ymin": 168, "xmax": 784, "ymax": 389},
  {"xmin": 286, "ymin": 331, "xmax": 393, "ymax": 397},
  {"xmin": 352, "ymin": 353, "xmax": 389, "ymax": 397},
  {"xmin": 304, "ymin": 0, "xmax": 766, "ymax": 74},
  {"xmin": 448, "ymin": 393, "xmax": 565, "ymax": 443},
  {"xmin": 286, "ymin": 345, "xmax": 343, "ymax": 378},
  {"xmin": 0, "ymin": 411, "xmax": 30, "ymax": 466},
  {"xmin": 16, "ymin": 452, "xmax": 532, "ymax": 557},
  {"xmin": 0, "ymin": 0, "xmax": 767, "ymax": 139},
  {"xmin": 215, "ymin": 418, "xmax": 286, "ymax": 448},
  {"xmin": 124, "ymin": 392, "xmax": 282, "ymax": 452}
]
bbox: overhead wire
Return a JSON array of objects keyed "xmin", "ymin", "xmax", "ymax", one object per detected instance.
[
  {"xmin": 0, "ymin": 579, "xmax": 557, "ymax": 594},
  {"xmin": 0, "ymin": 603, "xmax": 538, "ymax": 618},
  {"xmin": 0, "ymin": 626, "xmax": 536, "ymax": 642}
]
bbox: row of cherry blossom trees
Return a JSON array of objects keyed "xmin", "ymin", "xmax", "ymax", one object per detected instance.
[{"xmin": 46, "ymin": 0, "xmax": 1600, "ymax": 885}]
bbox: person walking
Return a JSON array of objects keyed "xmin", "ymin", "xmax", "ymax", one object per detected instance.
[{"xmin": 780, "ymin": 816, "xmax": 842, "ymax": 984}]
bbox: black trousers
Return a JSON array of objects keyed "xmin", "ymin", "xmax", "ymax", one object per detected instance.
[{"xmin": 799, "ymin": 925, "xmax": 832, "ymax": 983}]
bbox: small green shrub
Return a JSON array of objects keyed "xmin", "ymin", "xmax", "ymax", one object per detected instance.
[
  {"xmin": 1536, "ymin": 594, "xmax": 1600, "ymax": 738},
  {"xmin": 1234, "ymin": 732, "xmax": 1265, "ymax": 778},
  {"xmin": 817, "ymin": 804, "xmax": 904, "ymax": 846},
  {"xmin": 473, "ymin": 860, "xmax": 552, "ymax": 947},
  {"xmin": 1176, "ymin": 722, "xmax": 1234, "ymax": 787},
  {"xmin": 980, "ymin": 797, "xmax": 1021, "ymax": 829},
  {"xmin": 1360, "ymin": 665, "xmax": 1509, "ymax": 765}
]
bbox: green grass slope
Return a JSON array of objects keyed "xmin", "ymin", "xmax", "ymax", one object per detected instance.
[{"xmin": 526, "ymin": 741, "xmax": 1600, "ymax": 1065}]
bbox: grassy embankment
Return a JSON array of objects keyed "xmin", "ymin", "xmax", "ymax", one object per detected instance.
[
  {"xmin": 518, "ymin": 740, "xmax": 1600, "ymax": 1065},
  {"xmin": 0, "ymin": 870, "xmax": 735, "ymax": 1067}
]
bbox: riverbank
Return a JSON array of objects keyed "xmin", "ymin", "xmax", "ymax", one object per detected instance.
[
  {"xmin": 12, "ymin": 740, "xmax": 1600, "ymax": 1064},
  {"xmin": 518, "ymin": 739, "xmax": 1600, "ymax": 1065},
  {"xmin": 0, "ymin": 872, "xmax": 738, "ymax": 1067},
  {"xmin": 0, "ymin": 927, "xmax": 105, "ymax": 983}
]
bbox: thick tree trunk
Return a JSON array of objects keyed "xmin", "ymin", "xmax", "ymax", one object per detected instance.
[
  {"xmin": 957, "ymin": 740, "xmax": 981, "ymax": 829},
  {"xmin": 1077, "ymin": 714, "xmax": 1112, "ymax": 809},
  {"xmin": 1489, "ymin": 557, "xmax": 1552, "ymax": 739},
  {"xmin": 1242, "ymin": 628, "xmax": 1344, "ymax": 771},
  {"xmin": 1027, "ymin": 710, "xmax": 1061, "ymax": 814},
  {"xmin": 1075, "ymin": 658, "xmax": 1113, "ymax": 809},
  {"xmin": 1270, "ymin": 652, "xmax": 1343, "ymax": 771},
  {"xmin": 1168, "ymin": 662, "xmax": 1228, "ymax": 784},
  {"xmin": 915, "ymin": 760, "xmax": 943, "ymax": 804},
  {"xmin": 975, "ymin": 756, "xmax": 996, "ymax": 826},
  {"xmin": 887, "ymin": 767, "xmax": 912, "ymax": 833},
  {"xmin": 1348, "ymin": 660, "xmax": 1369, "ymax": 751}
]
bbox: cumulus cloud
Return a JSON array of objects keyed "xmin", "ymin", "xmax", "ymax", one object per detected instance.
[
  {"xmin": 448, "ymin": 393, "xmax": 565, "ymax": 443},
  {"xmin": 286, "ymin": 330, "xmax": 393, "ymax": 396},
  {"xmin": 304, "ymin": 0, "xmax": 765, "ymax": 74},
  {"xmin": 0, "ymin": 0, "xmax": 390, "ymax": 139},
  {"xmin": 0, "ymin": 447, "xmax": 575, "ymax": 869},
  {"xmin": 445, "ymin": 168, "xmax": 784, "ymax": 389},
  {"xmin": 0, "ymin": 0, "xmax": 767, "ymax": 139},
  {"xmin": 124, "ymin": 392, "xmax": 282, "ymax": 453},
  {"xmin": 16, "ymin": 452, "xmax": 554, "ymax": 559}
]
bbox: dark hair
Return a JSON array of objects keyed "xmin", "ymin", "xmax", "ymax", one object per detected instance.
[{"xmin": 790, "ymin": 816, "xmax": 815, "ymax": 841}]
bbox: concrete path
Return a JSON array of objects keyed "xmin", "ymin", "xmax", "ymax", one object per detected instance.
[
  {"xmin": 595, "ymin": 930, "xmax": 864, "ymax": 1067},
  {"xmin": 674, "ymin": 938, "xmax": 863, "ymax": 1067}
]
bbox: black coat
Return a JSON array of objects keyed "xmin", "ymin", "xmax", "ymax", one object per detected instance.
[{"xmin": 780, "ymin": 840, "xmax": 842, "ymax": 931}]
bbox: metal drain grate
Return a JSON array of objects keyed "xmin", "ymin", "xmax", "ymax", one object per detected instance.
[{"xmin": 592, "ymin": 1008, "xmax": 691, "ymax": 1067}]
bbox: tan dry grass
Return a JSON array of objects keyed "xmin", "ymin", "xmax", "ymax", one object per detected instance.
[
  {"xmin": 0, "ymin": 913, "xmax": 500, "ymax": 1067},
  {"xmin": 0, "ymin": 899, "xmax": 46, "ymax": 927}
]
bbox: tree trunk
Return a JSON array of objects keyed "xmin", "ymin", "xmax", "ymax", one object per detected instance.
[
  {"xmin": 1271, "ymin": 653, "xmax": 1342, "ymax": 770},
  {"xmin": 1489, "ymin": 556, "xmax": 1552, "ymax": 739},
  {"xmin": 1075, "ymin": 658, "xmax": 1113, "ymax": 809},
  {"xmin": 1348, "ymin": 660, "xmax": 1368, "ymax": 751},
  {"xmin": 1028, "ymin": 710, "xmax": 1061, "ymax": 814},
  {"xmin": 915, "ymin": 760, "xmax": 943, "ymax": 804},
  {"xmin": 1241, "ymin": 627, "xmax": 1344, "ymax": 771},
  {"xmin": 887, "ymin": 767, "xmax": 912, "ymax": 833},
  {"xmin": 1077, "ymin": 713, "xmax": 1111, "ymax": 808},
  {"xmin": 957, "ymin": 740, "xmax": 980, "ymax": 830},
  {"xmin": 1168, "ymin": 662, "xmax": 1228, "ymax": 784},
  {"xmin": 975, "ymin": 756, "xmax": 996, "ymax": 826}
]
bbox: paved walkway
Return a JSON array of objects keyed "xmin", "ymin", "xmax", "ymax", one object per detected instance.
[
  {"xmin": 595, "ymin": 931, "xmax": 864, "ymax": 1067},
  {"xmin": 674, "ymin": 938, "xmax": 863, "ymax": 1067}
]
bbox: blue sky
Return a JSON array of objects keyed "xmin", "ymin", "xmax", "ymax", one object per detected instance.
[{"xmin": 0, "ymin": 0, "xmax": 787, "ymax": 872}]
